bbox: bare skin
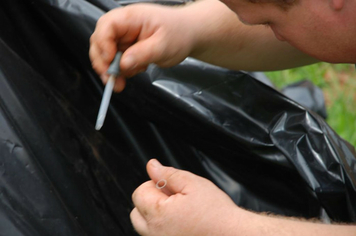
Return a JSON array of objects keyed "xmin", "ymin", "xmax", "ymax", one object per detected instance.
[
  {"xmin": 89, "ymin": 0, "xmax": 356, "ymax": 234},
  {"xmin": 131, "ymin": 159, "xmax": 244, "ymax": 236},
  {"xmin": 227, "ymin": 0, "xmax": 356, "ymax": 63},
  {"xmin": 89, "ymin": 0, "xmax": 317, "ymax": 92},
  {"xmin": 132, "ymin": 159, "xmax": 356, "ymax": 236}
]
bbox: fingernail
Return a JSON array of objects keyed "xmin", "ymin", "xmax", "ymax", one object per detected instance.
[
  {"xmin": 122, "ymin": 55, "xmax": 137, "ymax": 69},
  {"xmin": 151, "ymin": 159, "xmax": 162, "ymax": 169}
]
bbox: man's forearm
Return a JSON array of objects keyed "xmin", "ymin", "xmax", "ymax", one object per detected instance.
[
  {"xmin": 235, "ymin": 209, "xmax": 356, "ymax": 236},
  {"xmin": 184, "ymin": 0, "xmax": 318, "ymax": 71}
]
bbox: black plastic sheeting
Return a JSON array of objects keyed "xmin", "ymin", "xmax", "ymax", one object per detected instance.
[
  {"xmin": 281, "ymin": 80, "xmax": 328, "ymax": 119},
  {"xmin": 0, "ymin": 0, "xmax": 355, "ymax": 235}
]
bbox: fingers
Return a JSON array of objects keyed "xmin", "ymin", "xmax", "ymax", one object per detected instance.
[
  {"xmin": 132, "ymin": 181, "xmax": 169, "ymax": 221},
  {"xmin": 131, "ymin": 158, "xmax": 241, "ymax": 236},
  {"xmin": 131, "ymin": 161, "xmax": 194, "ymax": 227},
  {"xmin": 89, "ymin": 44, "xmax": 107, "ymax": 76},
  {"xmin": 146, "ymin": 159, "xmax": 198, "ymax": 195},
  {"xmin": 99, "ymin": 74, "xmax": 126, "ymax": 92},
  {"xmin": 89, "ymin": 7, "xmax": 137, "ymax": 77},
  {"xmin": 130, "ymin": 207, "xmax": 148, "ymax": 235},
  {"xmin": 89, "ymin": 4, "xmax": 190, "ymax": 93},
  {"xmin": 89, "ymin": 7, "xmax": 156, "ymax": 92},
  {"xmin": 113, "ymin": 76, "xmax": 126, "ymax": 93},
  {"xmin": 89, "ymin": 24, "xmax": 118, "ymax": 75},
  {"xmin": 120, "ymin": 34, "xmax": 167, "ymax": 72}
]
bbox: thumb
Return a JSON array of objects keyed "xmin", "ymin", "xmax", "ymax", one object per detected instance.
[
  {"xmin": 120, "ymin": 35, "xmax": 168, "ymax": 73},
  {"xmin": 146, "ymin": 159, "xmax": 195, "ymax": 195}
]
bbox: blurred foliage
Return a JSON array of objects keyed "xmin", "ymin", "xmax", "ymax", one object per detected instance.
[{"xmin": 266, "ymin": 63, "xmax": 356, "ymax": 147}]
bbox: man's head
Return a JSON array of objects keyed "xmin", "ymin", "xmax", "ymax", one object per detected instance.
[{"xmin": 223, "ymin": 0, "xmax": 356, "ymax": 63}]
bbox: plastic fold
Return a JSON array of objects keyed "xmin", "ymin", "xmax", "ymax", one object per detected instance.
[{"xmin": 0, "ymin": 0, "xmax": 355, "ymax": 235}]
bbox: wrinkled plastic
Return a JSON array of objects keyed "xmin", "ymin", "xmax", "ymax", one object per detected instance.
[
  {"xmin": 0, "ymin": 0, "xmax": 355, "ymax": 235},
  {"xmin": 282, "ymin": 80, "xmax": 328, "ymax": 119}
]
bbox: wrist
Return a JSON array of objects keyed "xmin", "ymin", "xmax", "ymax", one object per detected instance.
[
  {"xmin": 208, "ymin": 206, "xmax": 259, "ymax": 236},
  {"xmin": 231, "ymin": 208, "xmax": 262, "ymax": 236}
]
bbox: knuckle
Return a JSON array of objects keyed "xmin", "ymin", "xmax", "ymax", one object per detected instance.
[
  {"xmin": 131, "ymin": 186, "xmax": 141, "ymax": 204},
  {"xmin": 131, "ymin": 181, "xmax": 150, "ymax": 204},
  {"xmin": 131, "ymin": 187, "xmax": 141, "ymax": 203},
  {"xmin": 89, "ymin": 46, "xmax": 97, "ymax": 58},
  {"xmin": 146, "ymin": 209, "xmax": 165, "ymax": 229},
  {"xmin": 89, "ymin": 33, "xmax": 98, "ymax": 45},
  {"xmin": 164, "ymin": 166, "xmax": 179, "ymax": 177},
  {"xmin": 91, "ymin": 60, "xmax": 99, "ymax": 69},
  {"xmin": 91, "ymin": 62, "xmax": 98, "ymax": 71},
  {"xmin": 147, "ymin": 218, "xmax": 164, "ymax": 232},
  {"xmin": 153, "ymin": 197, "xmax": 164, "ymax": 212},
  {"xmin": 91, "ymin": 60, "xmax": 103, "ymax": 73},
  {"xmin": 129, "ymin": 208, "xmax": 136, "ymax": 220},
  {"xmin": 96, "ymin": 14, "xmax": 107, "ymax": 27},
  {"xmin": 119, "ymin": 10, "xmax": 131, "ymax": 23},
  {"xmin": 165, "ymin": 168, "xmax": 186, "ymax": 182},
  {"xmin": 120, "ymin": 5, "xmax": 136, "ymax": 19},
  {"xmin": 168, "ymin": 169, "xmax": 195, "ymax": 185},
  {"xmin": 96, "ymin": 38, "xmax": 105, "ymax": 49}
]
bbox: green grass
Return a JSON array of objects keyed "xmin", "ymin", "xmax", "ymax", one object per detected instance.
[{"xmin": 265, "ymin": 63, "xmax": 356, "ymax": 147}]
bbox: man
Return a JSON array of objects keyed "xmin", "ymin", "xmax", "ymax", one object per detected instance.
[{"xmin": 89, "ymin": 0, "xmax": 356, "ymax": 235}]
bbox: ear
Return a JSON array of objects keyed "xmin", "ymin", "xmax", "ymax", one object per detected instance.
[{"xmin": 329, "ymin": 0, "xmax": 345, "ymax": 11}]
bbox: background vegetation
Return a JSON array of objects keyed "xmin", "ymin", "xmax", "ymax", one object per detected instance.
[{"xmin": 265, "ymin": 63, "xmax": 356, "ymax": 147}]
